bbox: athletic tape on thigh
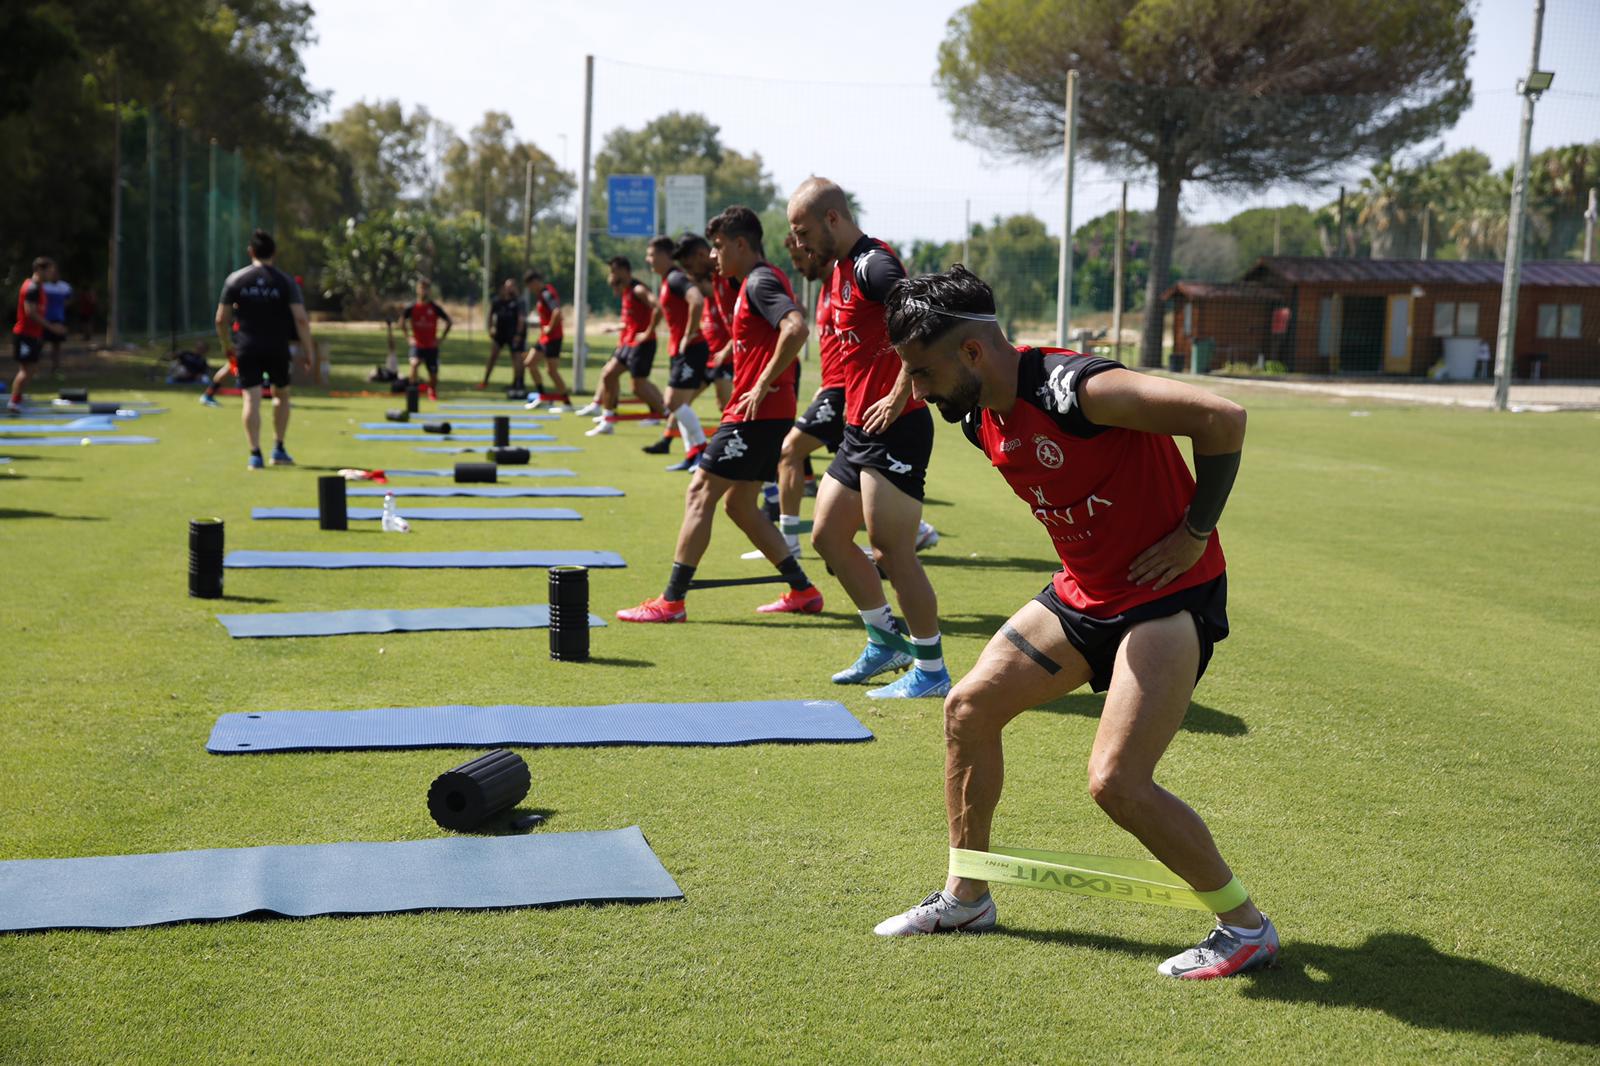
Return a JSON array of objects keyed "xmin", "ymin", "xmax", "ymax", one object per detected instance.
[
  {"xmin": 1001, "ymin": 623, "xmax": 1060, "ymax": 676},
  {"xmin": 948, "ymin": 847, "xmax": 1247, "ymax": 913}
]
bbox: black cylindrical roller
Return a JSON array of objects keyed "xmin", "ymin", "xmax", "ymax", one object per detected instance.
[
  {"xmin": 548, "ymin": 565, "xmax": 590, "ymax": 662},
  {"xmin": 390, "ymin": 378, "xmax": 409, "ymax": 394},
  {"xmin": 385, "ymin": 409, "xmax": 409, "ymax": 422},
  {"xmin": 59, "ymin": 388, "xmax": 88, "ymax": 402},
  {"xmin": 427, "ymin": 749, "xmax": 531, "ymax": 832},
  {"xmin": 188, "ymin": 518, "xmax": 224, "ymax": 599},
  {"xmin": 492, "ymin": 415, "xmax": 510, "ymax": 447},
  {"xmin": 487, "ymin": 446, "xmax": 529, "ymax": 465},
  {"xmin": 88, "ymin": 402, "xmax": 120, "ymax": 415},
  {"xmin": 422, "ymin": 421, "xmax": 452, "ymax": 434},
  {"xmin": 317, "ymin": 475, "xmax": 348, "ymax": 531},
  {"xmin": 405, "ymin": 383, "xmax": 420, "ymax": 413},
  {"xmin": 455, "ymin": 462, "xmax": 497, "ymax": 483}
]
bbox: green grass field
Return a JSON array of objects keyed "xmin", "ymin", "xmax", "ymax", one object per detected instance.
[{"xmin": 2, "ymin": 330, "xmax": 1597, "ymax": 1063}]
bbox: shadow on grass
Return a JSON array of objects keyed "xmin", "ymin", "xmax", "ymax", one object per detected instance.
[
  {"xmin": 995, "ymin": 926, "xmax": 1599, "ymax": 1045},
  {"xmin": 0, "ymin": 508, "xmax": 104, "ymax": 521},
  {"xmin": 1034, "ymin": 692, "xmax": 1247, "ymax": 737},
  {"xmin": 219, "ymin": 595, "xmax": 278, "ymax": 605},
  {"xmin": 921, "ymin": 554, "xmax": 1040, "ymax": 574},
  {"xmin": 582, "ymin": 656, "xmax": 654, "ymax": 668}
]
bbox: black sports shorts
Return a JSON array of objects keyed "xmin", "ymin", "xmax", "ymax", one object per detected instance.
[
  {"xmin": 1031, "ymin": 573, "xmax": 1230, "ymax": 694},
  {"xmin": 617, "ymin": 338, "xmax": 657, "ymax": 379},
  {"xmin": 535, "ymin": 337, "xmax": 564, "ymax": 362},
  {"xmin": 667, "ymin": 338, "xmax": 711, "ymax": 390},
  {"xmin": 493, "ymin": 332, "xmax": 526, "ymax": 354},
  {"xmin": 795, "ymin": 386, "xmax": 846, "ymax": 452},
  {"xmin": 13, "ymin": 334, "xmax": 42, "ymax": 364},
  {"xmin": 698, "ymin": 418, "xmax": 790, "ymax": 483},
  {"xmin": 825, "ymin": 405, "xmax": 934, "ymax": 501},
  {"xmin": 410, "ymin": 346, "xmax": 440, "ymax": 373},
  {"xmin": 237, "ymin": 347, "xmax": 291, "ymax": 389}
]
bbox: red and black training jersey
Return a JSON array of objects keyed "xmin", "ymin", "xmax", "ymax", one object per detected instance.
[
  {"xmin": 963, "ymin": 347, "xmax": 1226, "ymax": 616},
  {"xmin": 403, "ymin": 300, "xmax": 451, "ymax": 349},
  {"xmin": 829, "ymin": 234, "xmax": 925, "ymax": 426},
  {"xmin": 13, "ymin": 279, "xmax": 45, "ymax": 338},
  {"xmin": 815, "ymin": 266, "xmax": 846, "ymax": 390},
  {"xmin": 700, "ymin": 278, "xmax": 730, "ymax": 353},
  {"xmin": 659, "ymin": 268, "xmax": 695, "ymax": 356},
  {"xmin": 619, "ymin": 279, "xmax": 653, "ymax": 346},
  {"xmin": 535, "ymin": 283, "xmax": 562, "ymax": 342},
  {"xmin": 725, "ymin": 262, "xmax": 802, "ymax": 425}
]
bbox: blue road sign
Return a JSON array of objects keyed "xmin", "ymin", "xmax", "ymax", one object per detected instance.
[{"xmin": 607, "ymin": 175, "xmax": 656, "ymax": 238}]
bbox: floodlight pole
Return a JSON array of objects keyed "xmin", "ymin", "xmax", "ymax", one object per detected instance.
[
  {"xmin": 571, "ymin": 54, "xmax": 594, "ymax": 394},
  {"xmin": 1584, "ymin": 187, "xmax": 1596, "ymax": 263},
  {"xmin": 1055, "ymin": 69, "xmax": 1078, "ymax": 347},
  {"xmin": 1492, "ymin": 0, "xmax": 1547, "ymax": 413},
  {"xmin": 1113, "ymin": 181, "xmax": 1127, "ymax": 363}
]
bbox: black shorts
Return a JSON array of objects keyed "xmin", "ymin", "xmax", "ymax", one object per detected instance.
[
  {"xmin": 698, "ymin": 418, "xmax": 791, "ymax": 483},
  {"xmin": 712, "ymin": 357, "xmax": 734, "ymax": 381},
  {"xmin": 410, "ymin": 346, "xmax": 440, "ymax": 373},
  {"xmin": 535, "ymin": 337, "xmax": 564, "ymax": 362},
  {"xmin": 493, "ymin": 333, "xmax": 526, "ymax": 354},
  {"xmin": 237, "ymin": 348, "xmax": 291, "ymax": 389},
  {"xmin": 795, "ymin": 386, "xmax": 846, "ymax": 452},
  {"xmin": 616, "ymin": 338, "xmax": 657, "ymax": 379},
  {"xmin": 667, "ymin": 338, "xmax": 711, "ymax": 390},
  {"xmin": 13, "ymin": 334, "xmax": 42, "ymax": 364},
  {"xmin": 1032, "ymin": 574, "xmax": 1230, "ymax": 694},
  {"xmin": 825, "ymin": 405, "xmax": 935, "ymax": 501},
  {"xmin": 45, "ymin": 324, "xmax": 66, "ymax": 345}
]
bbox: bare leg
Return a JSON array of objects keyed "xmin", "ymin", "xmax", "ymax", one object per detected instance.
[
  {"xmin": 10, "ymin": 362, "xmax": 33, "ymax": 405},
  {"xmin": 672, "ymin": 469, "xmax": 733, "ymax": 566},
  {"xmin": 271, "ymin": 385, "xmax": 292, "ymax": 446},
  {"xmin": 481, "ymin": 342, "xmax": 501, "ymax": 386},
  {"xmin": 241, "ymin": 384, "xmax": 263, "ymax": 451},
  {"xmin": 544, "ymin": 357, "xmax": 567, "ymax": 396},
  {"xmin": 778, "ymin": 428, "xmax": 823, "ymax": 518},
  {"xmin": 811, "ymin": 475, "xmax": 881, "ymax": 607},
  {"xmin": 722, "ymin": 480, "xmax": 796, "ymax": 563},
  {"xmin": 632, "ymin": 376, "xmax": 665, "ymax": 417},
  {"xmin": 860, "ymin": 469, "xmax": 938, "ymax": 638}
]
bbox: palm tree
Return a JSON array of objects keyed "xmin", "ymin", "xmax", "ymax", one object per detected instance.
[{"xmin": 1358, "ymin": 160, "xmax": 1423, "ymax": 259}]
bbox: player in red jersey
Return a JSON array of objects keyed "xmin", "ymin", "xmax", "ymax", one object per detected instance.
[
  {"xmin": 871, "ymin": 266, "xmax": 1275, "ymax": 981},
  {"xmin": 787, "ymin": 177, "xmax": 947, "ymax": 699},
  {"xmin": 640, "ymin": 234, "xmax": 711, "ymax": 464},
  {"xmin": 617, "ymin": 206, "xmax": 823, "ymax": 623},
  {"xmin": 9, "ymin": 257, "xmax": 65, "ymax": 413},
  {"xmin": 521, "ymin": 269, "xmax": 568, "ymax": 406},
  {"xmin": 401, "ymin": 278, "xmax": 452, "ymax": 400},
  {"xmin": 702, "ymin": 214, "xmax": 738, "ymax": 411},
  {"xmin": 576, "ymin": 256, "xmax": 665, "ymax": 435}
]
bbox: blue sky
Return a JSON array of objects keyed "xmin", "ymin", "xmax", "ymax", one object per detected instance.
[{"xmin": 303, "ymin": 0, "xmax": 1600, "ymax": 244}]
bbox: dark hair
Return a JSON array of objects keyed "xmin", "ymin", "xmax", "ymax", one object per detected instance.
[
  {"xmin": 884, "ymin": 264, "xmax": 997, "ymax": 348},
  {"xmin": 608, "ymin": 255, "xmax": 632, "ymax": 271},
  {"xmin": 249, "ymin": 229, "xmax": 276, "ymax": 260},
  {"xmin": 32, "ymin": 256, "xmax": 53, "ymax": 273},
  {"xmin": 673, "ymin": 233, "xmax": 709, "ymax": 260},
  {"xmin": 704, "ymin": 215, "xmax": 724, "ymax": 239},
  {"xmin": 648, "ymin": 235, "xmax": 675, "ymax": 255},
  {"xmin": 524, "ymin": 269, "xmax": 543, "ymax": 283},
  {"xmin": 713, "ymin": 206, "xmax": 763, "ymax": 253}
]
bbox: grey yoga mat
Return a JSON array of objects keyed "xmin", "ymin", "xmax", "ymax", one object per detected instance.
[
  {"xmin": 216, "ymin": 603, "xmax": 606, "ymax": 638},
  {"xmin": 250, "ymin": 506, "xmax": 582, "ymax": 521},
  {"xmin": 224, "ymin": 550, "xmax": 625, "ymax": 569}
]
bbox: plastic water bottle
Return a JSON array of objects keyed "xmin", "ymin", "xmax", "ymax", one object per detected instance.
[{"xmin": 380, "ymin": 492, "xmax": 410, "ymax": 533}]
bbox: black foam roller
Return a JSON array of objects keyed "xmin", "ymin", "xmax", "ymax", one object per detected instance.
[
  {"xmin": 317, "ymin": 475, "xmax": 348, "ymax": 530},
  {"xmin": 385, "ymin": 409, "xmax": 409, "ymax": 422},
  {"xmin": 548, "ymin": 565, "xmax": 590, "ymax": 662},
  {"xmin": 405, "ymin": 384, "xmax": 420, "ymax": 413},
  {"xmin": 487, "ymin": 446, "xmax": 529, "ymax": 465},
  {"xmin": 455, "ymin": 462, "xmax": 497, "ymax": 483},
  {"xmin": 427, "ymin": 749, "xmax": 531, "ymax": 832},
  {"xmin": 88, "ymin": 402, "xmax": 120, "ymax": 414},
  {"xmin": 188, "ymin": 518, "xmax": 224, "ymax": 599},
  {"xmin": 492, "ymin": 415, "xmax": 511, "ymax": 447},
  {"xmin": 390, "ymin": 378, "xmax": 409, "ymax": 394},
  {"xmin": 59, "ymin": 388, "xmax": 88, "ymax": 402},
  {"xmin": 422, "ymin": 421, "xmax": 452, "ymax": 434}
]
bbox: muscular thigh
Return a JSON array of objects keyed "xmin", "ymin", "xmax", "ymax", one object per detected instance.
[
  {"xmin": 812, "ymin": 472, "xmax": 862, "ymax": 537},
  {"xmin": 1091, "ymin": 613, "xmax": 1201, "ymax": 779},
  {"xmin": 860, "ymin": 468, "xmax": 921, "ymax": 550},
  {"xmin": 960, "ymin": 599, "xmax": 1096, "ymax": 714}
]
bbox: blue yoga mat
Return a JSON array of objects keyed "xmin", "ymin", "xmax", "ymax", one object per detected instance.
[
  {"xmin": 251, "ymin": 506, "xmax": 582, "ymax": 521},
  {"xmin": 415, "ymin": 445, "xmax": 580, "ymax": 454},
  {"xmin": 356, "ymin": 432, "xmax": 555, "ymax": 442},
  {"xmin": 224, "ymin": 549, "xmax": 625, "ymax": 569},
  {"xmin": 0, "ymin": 827, "xmax": 681, "ymax": 932},
  {"xmin": 2, "ymin": 417, "xmax": 118, "ymax": 431},
  {"xmin": 0, "ymin": 425, "xmax": 122, "ymax": 435},
  {"xmin": 382, "ymin": 468, "xmax": 576, "ymax": 478},
  {"xmin": 437, "ymin": 403, "xmax": 536, "ymax": 410},
  {"xmin": 207, "ymin": 700, "xmax": 873, "ymax": 753},
  {"xmin": 217, "ymin": 603, "xmax": 605, "ymax": 638},
  {"xmin": 346, "ymin": 485, "xmax": 621, "ymax": 498},
  {"xmin": 0, "ymin": 436, "xmax": 157, "ymax": 447}
]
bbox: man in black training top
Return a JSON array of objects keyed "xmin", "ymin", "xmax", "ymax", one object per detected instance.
[
  {"xmin": 480, "ymin": 277, "xmax": 527, "ymax": 391},
  {"xmin": 215, "ymin": 229, "xmax": 315, "ymax": 469}
]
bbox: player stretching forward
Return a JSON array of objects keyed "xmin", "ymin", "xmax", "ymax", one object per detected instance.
[
  {"xmin": 402, "ymin": 278, "xmax": 451, "ymax": 400},
  {"xmin": 640, "ymin": 234, "xmax": 711, "ymax": 463},
  {"xmin": 617, "ymin": 206, "xmax": 823, "ymax": 623},
  {"xmin": 576, "ymin": 256, "xmax": 664, "ymax": 435},
  {"xmin": 522, "ymin": 270, "xmax": 567, "ymax": 406},
  {"xmin": 787, "ymin": 178, "xmax": 948, "ymax": 699},
  {"xmin": 872, "ymin": 266, "xmax": 1276, "ymax": 980}
]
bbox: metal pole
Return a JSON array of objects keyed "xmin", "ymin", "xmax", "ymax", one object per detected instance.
[
  {"xmin": 1584, "ymin": 187, "xmax": 1596, "ymax": 263},
  {"xmin": 177, "ymin": 126, "xmax": 190, "ymax": 334},
  {"xmin": 1336, "ymin": 187, "xmax": 1346, "ymax": 258},
  {"xmin": 572, "ymin": 54, "xmax": 595, "ymax": 393},
  {"xmin": 482, "ymin": 169, "xmax": 492, "ymax": 313},
  {"xmin": 962, "ymin": 198, "xmax": 971, "ymax": 265},
  {"xmin": 1112, "ymin": 181, "xmax": 1127, "ymax": 363},
  {"xmin": 146, "ymin": 115, "xmax": 157, "ymax": 342},
  {"xmin": 1493, "ymin": 0, "xmax": 1547, "ymax": 413},
  {"xmin": 207, "ymin": 141, "xmax": 217, "ymax": 301},
  {"xmin": 1054, "ymin": 69, "xmax": 1078, "ymax": 346},
  {"xmin": 1272, "ymin": 209, "xmax": 1282, "ymax": 256},
  {"xmin": 1421, "ymin": 204, "xmax": 1432, "ymax": 260},
  {"xmin": 523, "ymin": 158, "xmax": 534, "ymax": 269},
  {"xmin": 106, "ymin": 81, "xmax": 122, "ymax": 348}
]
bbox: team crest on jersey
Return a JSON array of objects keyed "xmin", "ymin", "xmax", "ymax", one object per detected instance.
[
  {"xmin": 1033, "ymin": 434, "xmax": 1064, "ymax": 469},
  {"xmin": 840, "ymin": 278, "xmax": 853, "ymax": 303}
]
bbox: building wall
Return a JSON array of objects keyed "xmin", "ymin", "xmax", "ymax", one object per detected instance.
[{"xmin": 1514, "ymin": 285, "xmax": 1600, "ymax": 379}]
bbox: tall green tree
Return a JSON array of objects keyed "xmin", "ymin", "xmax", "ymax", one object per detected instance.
[
  {"xmin": 593, "ymin": 111, "xmax": 778, "ymax": 220},
  {"xmin": 323, "ymin": 100, "xmax": 440, "ymax": 215},
  {"xmin": 935, "ymin": 0, "xmax": 1473, "ymax": 365},
  {"xmin": 438, "ymin": 111, "xmax": 574, "ymax": 232}
]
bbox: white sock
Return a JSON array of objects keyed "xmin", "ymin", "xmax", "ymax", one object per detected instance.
[
  {"xmin": 673, "ymin": 404, "xmax": 707, "ymax": 447},
  {"xmin": 1223, "ymin": 921, "xmax": 1266, "ymax": 939},
  {"xmin": 859, "ymin": 605, "xmax": 895, "ymax": 643},
  {"xmin": 779, "ymin": 514, "xmax": 800, "ymax": 539},
  {"xmin": 911, "ymin": 632, "xmax": 944, "ymax": 673}
]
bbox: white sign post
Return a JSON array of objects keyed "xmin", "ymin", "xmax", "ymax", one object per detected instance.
[{"xmin": 664, "ymin": 175, "xmax": 707, "ymax": 237}]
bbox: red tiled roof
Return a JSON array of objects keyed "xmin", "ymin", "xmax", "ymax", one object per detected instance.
[
  {"xmin": 1163, "ymin": 281, "xmax": 1288, "ymax": 301},
  {"xmin": 1243, "ymin": 256, "xmax": 1600, "ymax": 288}
]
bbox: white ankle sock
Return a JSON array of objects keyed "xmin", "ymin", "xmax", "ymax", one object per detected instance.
[
  {"xmin": 911, "ymin": 632, "xmax": 944, "ymax": 673},
  {"xmin": 673, "ymin": 404, "xmax": 706, "ymax": 447},
  {"xmin": 859, "ymin": 604, "xmax": 895, "ymax": 643}
]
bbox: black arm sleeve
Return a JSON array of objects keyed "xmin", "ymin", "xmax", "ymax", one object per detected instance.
[
  {"xmin": 667, "ymin": 269, "xmax": 694, "ymax": 297},
  {"xmin": 433, "ymin": 301, "xmax": 452, "ymax": 325},
  {"xmin": 854, "ymin": 246, "xmax": 907, "ymax": 302},
  {"xmin": 1186, "ymin": 451, "xmax": 1241, "ymax": 535},
  {"xmin": 1025, "ymin": 351, "xmax": 1123, "ymax": 438},
  {"xmin": 746, "ymin": 268, "xmax": 801, "ymax": 328}
]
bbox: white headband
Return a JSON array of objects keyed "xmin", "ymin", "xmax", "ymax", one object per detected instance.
[{"xmin": 903, "ymin": 298, "xmax": 998, "ymax": 322}]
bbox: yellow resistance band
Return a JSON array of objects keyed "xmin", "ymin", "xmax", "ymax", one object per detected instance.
[{"xmin": 949, "ymin": 846, "xmax": 1248, "ymax": 913}]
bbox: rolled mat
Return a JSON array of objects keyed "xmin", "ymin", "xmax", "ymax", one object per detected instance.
[
  {"xmin": 488, "ymin": 446, "xmax": 529, "ymax": 464},
  {"xmin": 0, "ymin": 436, "xmax": 158, "ymax": 447},
  {"xmin": 345, "ymin": 485, "xmax": 621, "ymax": 498},
  {"xmin": 493, "ymin": 416, "xmax": 510, "ymax": 446},
  {"xmin": 415, "ymin": 445, "xmax": 578, "ymax": 455},
  {"xmin": 454, "ymin": 462, "xmax": 496, "ymax": 483},
  {"xmin": 355, "ymin": 432, "xmax": 556, "ymax": 442},
  {"xmin": 206, "ymin": 700, "xmax": 873, "ymax": 753},
  {"xmin": 250, "ymin": 507, "xmax": 582, "ymax": 522},
  {"xmin": 381, "ymin": 468, "xmax": 576, "ymax": 479},
  {"xmin": 0, "ymin": 827, "xmax": 681, "ymax": 932},
  {"xmin": 223, "ymin": 550, "xmax": 625, "ymax": 569},
  {"xmin": 216, "ymin": 604, "xmax": 606, "ymax": 639}
]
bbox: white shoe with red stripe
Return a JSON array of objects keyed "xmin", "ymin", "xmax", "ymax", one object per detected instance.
[
  {"xmin": 1158, "ymin": 916, "xmax": 1279, "ymax": 979},
  {"xmin": 873, "ymin": 891, "xmax": 996, "ymax": 936}
]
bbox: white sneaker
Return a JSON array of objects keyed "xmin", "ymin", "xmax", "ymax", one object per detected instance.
[
  {"xmin": 524, "ymin": 393, "xmax": 545, "ymax": 410},
  {"xmin": 916, "ymin": 521, "xmax": 940, "ymax": 551},
  {"xmin": 874, "ymin": 890, "xmax": 996, "ymax": 936},
  {"xmin": 584, "ymin": 421, "xmax": 614, "ymax": 437},
  {"xmin": 742, "ymin": 534, "xmax": 799, "ymax": 561},
  {"xmin": 574, "ymin": 401, "xmax": 600, "ymax": 417}
]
